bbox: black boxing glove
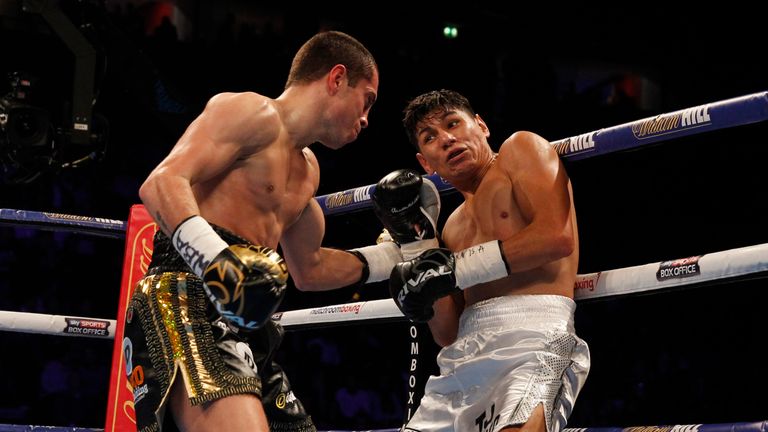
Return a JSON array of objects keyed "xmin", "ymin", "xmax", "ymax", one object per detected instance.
[
  {"xmin": 372, "ymin": 169, "xmax": 440, "ymax": 260},
  {"xmin": 389, "ymin": 241, "xmax": 511, "ymax": 322},
  {"xmin": 172, "ymin": 216, "xmax": 286, "ymax": 330},
  {"xmin": 388, "ymin": 248, "xmax": 460, "ymax": 322},
  {"xmin": 203, "ymin": 244, "xmax": 287, "ymax": 330}
]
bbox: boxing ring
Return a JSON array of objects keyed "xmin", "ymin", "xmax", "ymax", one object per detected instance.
[{"xmin": 2, "ymin": 91, "xmax": 768, "ymax": 432}]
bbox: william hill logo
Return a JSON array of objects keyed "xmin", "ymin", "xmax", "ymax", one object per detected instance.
[
  {"xmin": 552, "ymin": 132, "xmax": 596, "ymax": 156},
  {"xmin": 631, "ymin": 105, "xmax": 711, "ymax": 139},
  {"xmin": 326, "ymin": 186, "xmax": 372, "ymax": 209}
]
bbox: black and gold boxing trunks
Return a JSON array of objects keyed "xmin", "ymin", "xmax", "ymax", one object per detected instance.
[{"xmin": 123, "ymin": 226, "xmax": 315, "ymax": 432}]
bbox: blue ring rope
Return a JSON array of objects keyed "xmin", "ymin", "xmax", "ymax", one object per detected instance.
[{"xmin": 1, "ymin": 91, "xmax": 766, "ymax": 230}]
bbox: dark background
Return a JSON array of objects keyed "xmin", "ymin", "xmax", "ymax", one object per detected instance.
[{"xmin": 1, "ymin": 0, "xmax": 767, "ymax": 429}]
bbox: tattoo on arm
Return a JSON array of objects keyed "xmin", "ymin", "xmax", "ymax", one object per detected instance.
[{"xmin": 155, "ymin": 211, "xmax": 170, "ymax": 234}]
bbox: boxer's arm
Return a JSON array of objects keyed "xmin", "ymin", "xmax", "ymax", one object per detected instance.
[
  {"xmin": 140, "ymin": 92, "xmax": 280, "ymax": 235},
  {"xmin": 283, "ymin": 168, "xmax": 448, "ymax": 292},
  {"xmin": 429, "ymin": 293, "xmax": 463, "ymax": 347},
  {"xmin": 281, "ymin": 198, "xmax": 375, "ymax": 291},
  {"xmin": 494, "ymin": 131, "xmax": 576, "ymax": 273}
]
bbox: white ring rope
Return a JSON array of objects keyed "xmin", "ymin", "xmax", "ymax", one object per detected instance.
[
  {"xmin": 3, "ymin": 241, "xmax": 765, "ymax": 338},
  {"xmin": 0, "ymin": 311, "xmax": 114, "ymax": 339},
  {"xmin": 277, "ymin": 241, "xmax": 768, "ymax": 328}
]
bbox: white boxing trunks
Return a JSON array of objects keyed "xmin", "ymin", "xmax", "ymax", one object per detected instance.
[{"xmin": 404, "ymin": 295, "xmax": 590, "ymax": 432}]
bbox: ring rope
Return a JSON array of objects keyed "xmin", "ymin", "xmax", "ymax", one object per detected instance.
[
  {"xmin": 2, "ymin": 90, "xmax": 766, "ymax": 230},
  {"xmin": 272, "ymin": 241, "xmax": 768, "ymax": 327},
  {"xmin": 0, "ymin": 311, "xmax": 115, "ymax": 339},
  {"xmin": 0, "ymin": 208, "xmax": 126, "ymax": 238},
  {"xmin": 550, "ymin": 91, "xmax": 768, "ymax": 161},
  {"xmin": 3, "ymin": 241, "xmax": 765, "ymax": 337}
]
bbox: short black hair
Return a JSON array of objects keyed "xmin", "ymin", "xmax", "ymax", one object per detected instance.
[{"xmin": 402, "ymin": 89, "xmax": 475, "ymax": 148}]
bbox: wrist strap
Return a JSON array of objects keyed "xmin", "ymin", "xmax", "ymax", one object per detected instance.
[
  {"xmin": 455, "ymin": 240, "xmax": 509, "ymax": 289},
  {"xmin": 171, "ymin": 215, "xmax": 229, "ymax": 277},
  {"xmin": 349, "ymin": 241, "xmax": 402, "ymax": 283},
  {"xmin": 400, "ymin": 238, "xmax": 440, "ymax": 261}
]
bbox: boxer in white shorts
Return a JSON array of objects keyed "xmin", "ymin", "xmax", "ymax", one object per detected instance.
[
  {"xmin": 403, "ymin": 295, "xmax": 589, "ymax": 432},
  {"xmin": 386, "ymin": 89, "xmax": 591, "ymax": 432}
]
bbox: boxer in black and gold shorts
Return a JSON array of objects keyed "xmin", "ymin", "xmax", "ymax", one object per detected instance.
[{"xmin": 123, "ymin": 226, "xmax": 315, "ymax": 432}]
